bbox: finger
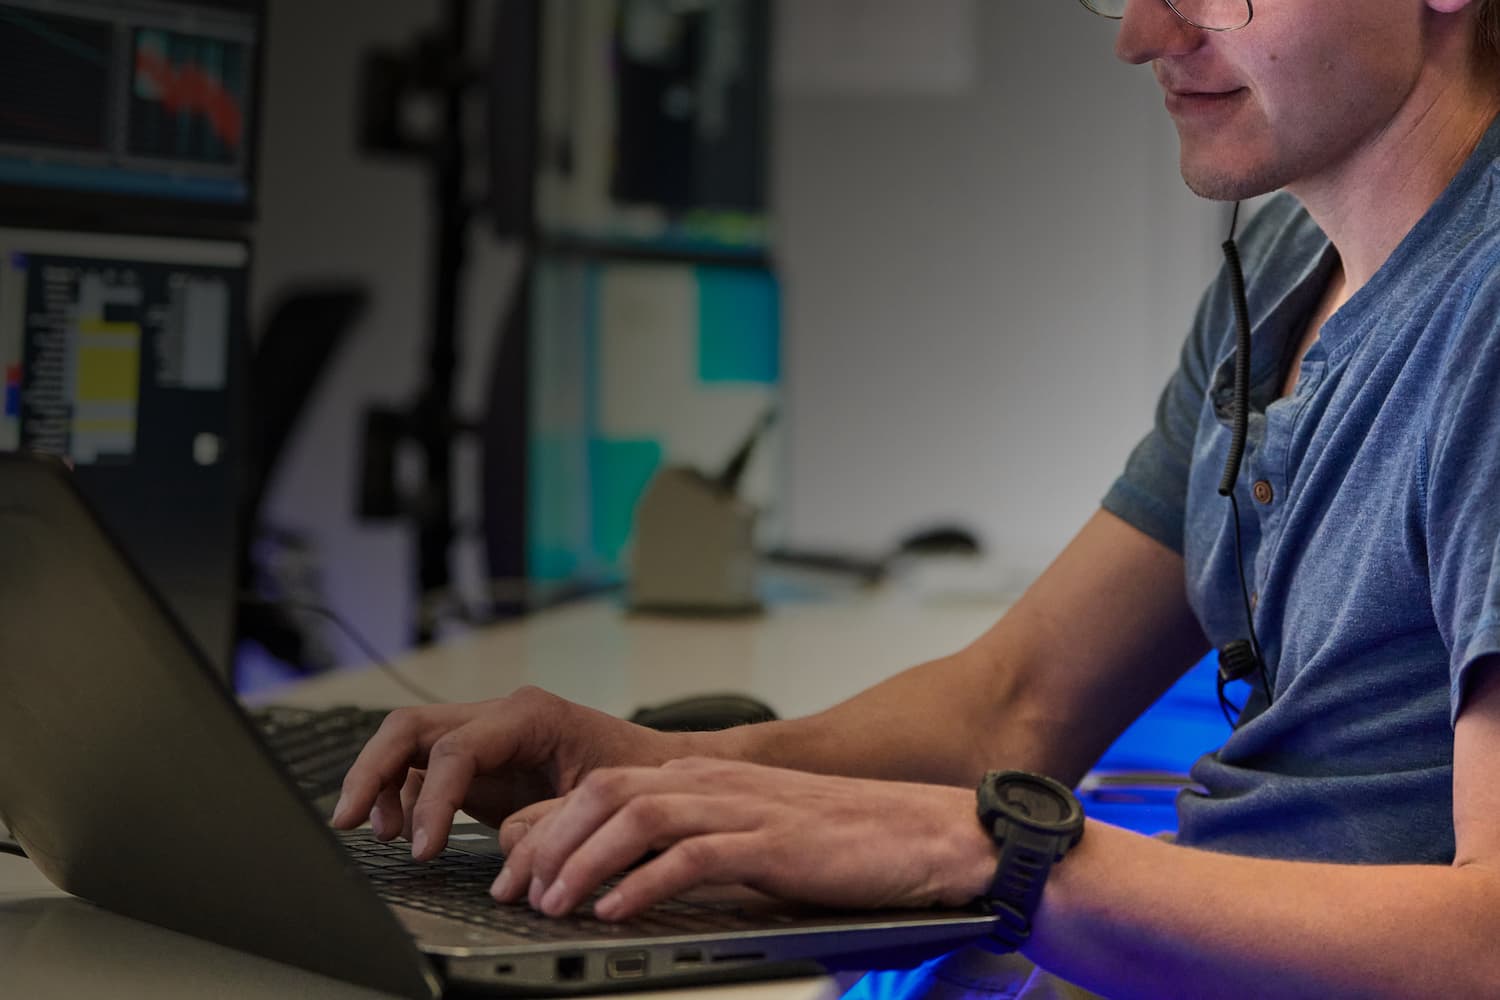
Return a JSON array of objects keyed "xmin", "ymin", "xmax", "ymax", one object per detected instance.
[
  {"xmin": 333, "ymin": 706, "xmax": 461, "ymax": 828},
  {"xmin": 498, "ymin": 797, "xmax": 563, "ymax": 853},
  {"xmin": 593, "ymin": 833, "xmax": 760, "ymax": 922},
  {"xmin": 491, "ymin": 815, "xmax": 542, "ymax": 903},
  {"xmin": 523, "ymin": 764, "xmax": 732, "ymax": 889},
  {"xmin": 409, "ymin": 717, "xmax": 528, "ymax": 859},
  {"xmin": 371, "ymin": 780, "xmax": 405, "ymax": 841},
  {"xmin": 399, "ymin": 769, "xmax": 427, "ymax": 841},
  {"xmin": 537, "ymin": 794, "xmax": 755, "ymax": 917},
  {"xmin": 491, "ymin": 796, "xmax": 575, "ymax": 904},
  {"xmin": 521, "ymin": 768, "xmax": 657, "ymax": 890},
  {"xmin": 492, "ymin": 779, "xmax": 606, "ymax": 906}
]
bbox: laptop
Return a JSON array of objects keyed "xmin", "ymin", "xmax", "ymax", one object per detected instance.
[{"xmin": 0, "ymin": 452, "xmax": 999, "ymax": 998}]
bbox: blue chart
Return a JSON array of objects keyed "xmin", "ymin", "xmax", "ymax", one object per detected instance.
[
  {"xmin": 0, "ymin": 6, "xmax": 113, "ymax": 151},
  {"xmin": 130, "ymin": 28, "xmax": 249, "ymax": 165}
]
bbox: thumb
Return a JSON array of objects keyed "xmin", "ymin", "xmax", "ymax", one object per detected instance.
[{"xmin": 499, "ymin": 797, "xmax": 563, "ymax": 852}]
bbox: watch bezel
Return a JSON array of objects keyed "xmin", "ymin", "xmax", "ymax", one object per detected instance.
[{"xmin": 977, "ymin": 771, "xmax": 1085, "ymax": 839}]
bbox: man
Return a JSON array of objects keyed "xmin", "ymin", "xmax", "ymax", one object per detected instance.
[{"xmin": 335, "ymin": 0, "xmax": 1500, "ymax": 994}]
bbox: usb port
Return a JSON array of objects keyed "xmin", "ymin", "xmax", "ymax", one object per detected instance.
[
  {"xmin": 673, "ymin": 949, "xmax": 704, "ymax": 967},
  {"xmin": 606, "ymin": 951, "xmax": 648, "ymax": 979}
]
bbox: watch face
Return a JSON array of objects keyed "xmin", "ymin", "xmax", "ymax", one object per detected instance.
[
  {"xmin": 989, "ymin": 772, "xmax": 1082, "ymax": 833},
  {"xmin": 1001, "ymin": 782, "xmax": 1071, "ymax": 822}
]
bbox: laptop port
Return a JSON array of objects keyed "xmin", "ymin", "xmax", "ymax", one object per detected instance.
[
  {"xmin": 494, "ymin": 964, "xmax": 514, "ymax": 976},
  {"xmin": 556, "ymin": 955, "xmax": 586, "ymax": 981},
  {"xmin": 672, "ymin": 949, "xmax": 704, "ymax": 967},
  {"xmin": 711, "ymin": 951, "xmax": 765, "ymax": 964},
  {"xmin": 606, "ymin": 951, "xmax": 648, "ymax": 979}
]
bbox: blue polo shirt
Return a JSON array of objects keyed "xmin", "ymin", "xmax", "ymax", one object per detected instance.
[{"xmin": 1101, "ymin": 115, "xmax": 1500, "ymax": 864}]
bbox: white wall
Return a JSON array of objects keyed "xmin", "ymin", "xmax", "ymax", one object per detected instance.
[
  {"xmin": 773, "ymin": 2, "xmax": 1224, "ymax": 575},
  {"xmin": 252, "ymin": 0, "xmax": 1225, "ymax": 665}
]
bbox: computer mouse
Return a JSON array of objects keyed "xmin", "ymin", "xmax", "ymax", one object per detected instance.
[
  {"xmin": 629, "ymin": 693, "xmax": 778, "ymax": 732},
  {"xmin": 894, "ymin": 524, "xmax": 982, "ymax": 557}
]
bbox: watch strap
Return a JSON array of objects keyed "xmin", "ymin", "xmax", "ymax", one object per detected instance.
[
  {"xmin": 974, "ymin": 771, "xmax": 1084, "ymax": 950},
  {"xmin": 981, "ymin": 819, "xmax": 1070, "ymax": 948}
]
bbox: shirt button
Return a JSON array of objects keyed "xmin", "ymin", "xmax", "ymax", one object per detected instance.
[
  {"xmin": 1250, "ymin": 591, "xmax": 1259, "ymax": 611},
  {"xmin": 1253, "ymin": 480, "xmax": 1274, "ymax": 504}
]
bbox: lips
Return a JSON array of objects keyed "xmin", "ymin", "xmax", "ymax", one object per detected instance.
[{"xmin": 1164, "ymin": 87, "xmax": 1248, "ymax": 118}]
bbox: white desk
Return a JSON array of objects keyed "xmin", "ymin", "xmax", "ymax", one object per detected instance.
[
  {"xmin": 0, "ymin": 591, "xmax": 1007, "ymax": 998},
  {"xmin": 262, "ymin": 591, "xmax": 1008, "ymax": 719}
]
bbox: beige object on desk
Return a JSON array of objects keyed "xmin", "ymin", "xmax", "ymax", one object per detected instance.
[
  {"xmin": 4, "ymin": 592, "xmax": 1007, "ymax": 999},
  {"xmin": 629, "ymin": 466, "xmax": 762, "ymax": 615}
]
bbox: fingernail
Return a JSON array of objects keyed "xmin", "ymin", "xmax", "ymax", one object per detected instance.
[
  {"xmin": 529, "ymin": 876, "xmax": 545, "ymax": 908},
  {"xmin": 595, "ymin": 891, "xmax": 623, "ymax": 920},
  {"xmin": 370, "ymin": 803, "xmax": 388, "ymax": 837},
  {"xmin": 412, "ymin": 827, "xmax": 429, "ymax": 857},
  {"xmin": 331, "ymin": 794, "xmax": 348, "ymax": 825},
  {"xmin": 540, "ymin": 879, "xmax": 568, "ymax": 915},
  {"xmin": 492, "ymin": 868, "xmax": 512, "ymax": 898}
]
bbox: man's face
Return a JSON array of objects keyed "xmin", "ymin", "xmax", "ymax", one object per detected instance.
[{"xmin": 1116, "ymin": 0, "xmax": 1430, "ymax": 200}]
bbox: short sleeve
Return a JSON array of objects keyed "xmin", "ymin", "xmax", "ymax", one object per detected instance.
[{"xmin": 1424, "ymin": 273, "xmax": 1500, "ymax": 725}]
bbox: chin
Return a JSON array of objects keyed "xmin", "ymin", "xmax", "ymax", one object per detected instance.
[{"xmin": 1178, "ymin": 155, "xmax": 1286, "ymax": 202}]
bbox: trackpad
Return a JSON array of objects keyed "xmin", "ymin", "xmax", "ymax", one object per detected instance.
[{"xmin": 445, "ymin": 822, "xmax": 503, "ymax": 858}]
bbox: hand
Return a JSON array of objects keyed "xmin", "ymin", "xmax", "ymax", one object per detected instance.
[
  {"xmin": 331, "ymin": 686, "xmax": 696, "ymax": 858},
  {"xmin": 491, "ymin": 758, "xmax": 997, "ymax": 922}
]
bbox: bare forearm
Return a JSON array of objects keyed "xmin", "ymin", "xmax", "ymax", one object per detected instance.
[
  {"xmin": 692, "ymin": 510, "xmax": 1209, "ymax": 787},
  {"xmin": 700, "ymin": 641, "xmax": 1053, "ymax": 787},
  {"xmin": 1031, "ymin": 822, "xmax": 1500, "ymax": 999}
]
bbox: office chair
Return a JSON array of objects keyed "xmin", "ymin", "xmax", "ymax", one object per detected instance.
[{"xmin": 235, "ymin": 284, "xmax": 369, "ymax": 679}]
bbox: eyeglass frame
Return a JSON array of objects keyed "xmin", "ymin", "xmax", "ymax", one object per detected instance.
[{"xmin": 1078, "ymin": 0, "xmax": 1255, "ymax": 33}]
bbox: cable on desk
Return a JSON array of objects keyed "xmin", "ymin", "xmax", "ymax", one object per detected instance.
[
  {"xmin": 238, "ymin": 594, "xmax": 446, "ymax": 704},
  {"xmin": 0, "ymin": 839, "xmax": 25, "ymax": 858}
]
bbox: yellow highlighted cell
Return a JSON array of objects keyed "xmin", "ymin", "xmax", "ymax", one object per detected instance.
[
  {"xmin": 78, "ymin": 320, "xmax": 142, "ymax": 338},
  {"xmin": 75, "ymin": 346, "xmax": 140, "ymax": 402}
]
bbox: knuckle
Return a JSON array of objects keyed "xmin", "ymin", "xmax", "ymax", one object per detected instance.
[
  {"xmin": 674, "ymin": 838, "xmax": 720, "ymax": 870},
  {"xmin": 621, "ymin": 795, "xmax": 669, "ymax": 833},
  {"xmin": 577, "ymin": 767, "xmax": 628, "ymax": 802},
  {"xmin": 508, "ymin": 685, "xmax": 553, "ymax": 710},
  {"xmin": 502, "ymin": 823, "xmax": 534, "ymax": 860},
  {"xmin": 427, "ymin": 732, "xmax": 474, "ymax": 762},
  {"xmin": 376, "ymin": 706, "xmax": 423, "ymax": 739}
]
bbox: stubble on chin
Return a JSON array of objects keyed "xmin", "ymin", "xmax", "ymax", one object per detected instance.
[{"xmin": 1176, "ymin": 140, "xmax": 1288, "ymax": 202}]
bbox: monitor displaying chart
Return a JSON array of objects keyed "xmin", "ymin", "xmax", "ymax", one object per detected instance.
[
  {"xmin": 0, "ymin": 230, "xmax": 238, "ymax": 463},
  {"xmin": 0, "ymin": 0, "xmax": 260, "ymax": 219},
  {"xmin": 0, "ymin": 227, "xmax": 249, "ymax": 675}
]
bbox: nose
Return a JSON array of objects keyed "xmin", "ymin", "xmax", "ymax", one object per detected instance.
[{"xmin": 1115, "ymin": 0, "xmax": 1204, "ymax": 65}]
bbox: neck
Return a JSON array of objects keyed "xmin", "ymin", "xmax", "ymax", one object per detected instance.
[{"xmin": 1287, "ymin": 65, "xmax": 1500, "ymax": 293}]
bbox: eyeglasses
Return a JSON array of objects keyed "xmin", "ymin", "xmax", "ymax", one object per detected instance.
[{"xmin": 1079, "ymin": 0, "xmax": 1253, "ymax": 32}]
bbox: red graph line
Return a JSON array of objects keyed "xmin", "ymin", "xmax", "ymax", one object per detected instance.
[{"xmin": 133, "ymin": 46, "xmax": 244, "ymax": 152}]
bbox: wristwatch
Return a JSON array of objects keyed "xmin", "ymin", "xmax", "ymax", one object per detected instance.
[{"xmin": 974, "ymin": 770, "xmax": 1085, "ymax": 950}]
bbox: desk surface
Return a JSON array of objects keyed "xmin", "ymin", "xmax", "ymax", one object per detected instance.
[
  {"xmin": 258, "ymin": 592, "xmax": 1007, "ymax": 718},
  {"xmin": 2, "ymin": 592, "xmax": 1007, "ymax": 998}
]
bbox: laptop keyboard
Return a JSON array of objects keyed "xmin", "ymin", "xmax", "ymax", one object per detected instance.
[
  {"xmin": 252, "ymin": 704, "xmax": 389, "ymax": 808},
  {"xmin": 337, "ymin": 832, "xmax": 805, "ymax": 941}
]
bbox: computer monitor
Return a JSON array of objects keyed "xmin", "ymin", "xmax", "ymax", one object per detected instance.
[
  {"xmin": 515, "ymin": 251, "xmax": 781, "ymax": 590},
  {"xmin": 0, "ymin": 0, "xmax": 263, "ymax": 226},
  {"xmin": 0, "ymin": 226, "xmax": 248, "ymax": 678},
  {"xmin": 517, "ymin": 0, "xmax": 771, "ymax": 255}
]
